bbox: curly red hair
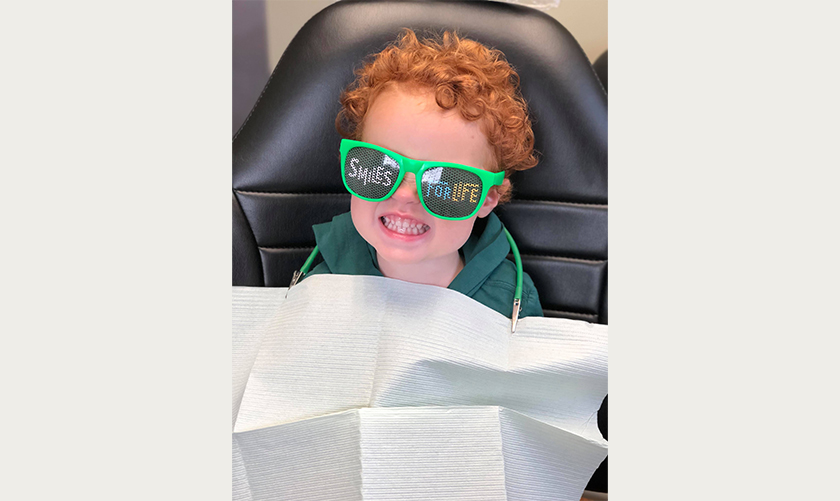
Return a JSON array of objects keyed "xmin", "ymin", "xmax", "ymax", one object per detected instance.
[{"xmin": 335, "ymin": 29, "xmax": 538, "ymax": 203}]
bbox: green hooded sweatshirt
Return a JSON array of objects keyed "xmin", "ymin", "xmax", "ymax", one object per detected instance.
[{"xmin": 306, "ymin": 212, "xmax": 543, "ymax": 319}]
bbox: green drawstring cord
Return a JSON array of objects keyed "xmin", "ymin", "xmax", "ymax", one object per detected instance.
[
  {"xmin": 503, "ymin": 227, "xmax": 523, "ymax": 333},
  {"xmin": 290, "ymin": 228, "xmax": 523, "ymax": 333},
  {"xmin": 300, "ymin": 245, "xmax": 320, "ymax": 275},
  {"xmin": 286, "ymin": 245, "xmax": 320, "ymax": 297}
]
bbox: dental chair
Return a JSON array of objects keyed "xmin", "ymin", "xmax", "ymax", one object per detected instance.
[
  {"xmin": 593, "ymin": 50, "xmax": 608, "ymax": 93},
  {"xmin": 232, "ymin": 0, "xmax": 608, "ymax": 494}
]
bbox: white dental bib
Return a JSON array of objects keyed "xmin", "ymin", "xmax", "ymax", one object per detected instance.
[{"xmin": 233, "ymin": 274, "xmax": 608, "ymax": 501}]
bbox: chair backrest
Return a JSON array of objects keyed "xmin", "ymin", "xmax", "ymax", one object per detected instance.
[
  {"xmin": 593, "ymin": 49, "xmax": 608, "ymax": 92},
  {"xmin": 233, "ymin": 0, "xmax": 608, "ymax": 325}
]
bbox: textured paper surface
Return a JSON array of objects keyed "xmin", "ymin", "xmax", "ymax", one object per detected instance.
[
  {"xmin": 232, "ymin": 286, "xmax": 287, "ymax": 426},
  {"xmin": 232, "ymin": 275, "xmax": 608, "ymax": 500},
  {"xmin": 234, "ymin": 275, "xmax": 607, "ymax": 443},
  {"xmin": 233, "ymin": 407, "xmax": 606, "ymax": 501}
]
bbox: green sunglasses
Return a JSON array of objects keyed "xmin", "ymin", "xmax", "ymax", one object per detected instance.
[{"xmin": 340, "ymin": 139, "xmax": 504, "ymax": 221}]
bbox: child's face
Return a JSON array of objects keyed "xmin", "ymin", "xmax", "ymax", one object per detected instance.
[{"xmin": 350, "ymin": 84, "xmax": 503, "ymax": 269}]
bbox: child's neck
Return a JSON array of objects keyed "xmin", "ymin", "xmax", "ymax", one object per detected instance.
[{"xmin": 376, "ymin": 251, "xmax": 464, "ymax": 288}]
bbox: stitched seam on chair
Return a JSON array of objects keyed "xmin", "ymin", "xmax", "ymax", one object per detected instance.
[
  {"xmin": 543, "ymin": 309, "xmax": 598, "ymax": 319},
  {"xmin": 517, "ymin": 254, "xmax": 607, "ymax": 264},
  {"xmin": 258, "ymin": 246, "xmax": 316, "ymax": 251},
  {"xmin": 234, "ymin": 190, "xmax": 349, "ymax": 196},
  {"xmin": 557, "ymin": 25, "xmax": 608, "ymax": 99},
  {"xmin": 507, "ymin": 199, "xmax": 607, "ymax": 208},
  {"xmin": 232, "ymin": 57, "xmax": 283, "ymax": 142},
  {"xmin": 588, "ymin": 59, "xmax": 608, "ymax": 97},
  {"xmin": 233, "ymin": 190, "xmax": 266, "ymax": 284}
]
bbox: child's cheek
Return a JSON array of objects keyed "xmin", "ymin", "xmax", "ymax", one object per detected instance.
[
  {"xmin": 435, "ymin": 218, "xmax": 477, "ymax": 249},
  {"xmin": 349, "ymin": 197, "xmax": 381, "ymax": 244}
]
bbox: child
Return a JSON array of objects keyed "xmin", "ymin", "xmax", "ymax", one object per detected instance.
[{"xmin": 305, "ymin": 29, "xmax": 542, "ymax": 320}]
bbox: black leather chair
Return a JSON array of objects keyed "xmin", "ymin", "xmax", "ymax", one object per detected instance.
[
  {"xmin": 233, "ymin": 0, "xmax": 608, "ymax": 493},
  {"xmin": 593, "ymin": 50, "xmax": 608, "ymax": 93}
]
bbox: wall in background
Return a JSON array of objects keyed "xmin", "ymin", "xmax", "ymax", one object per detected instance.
[
  {"xmin": 233, "ymin": 0, "xmax": 269, "ymax": 136},
  {"xmin": 265, "ymin": 0, "xmax": 338, "ymax": 73},
  {"xmin": 266, "ymin": 0, "xmax": 606, "ymax": 67}
]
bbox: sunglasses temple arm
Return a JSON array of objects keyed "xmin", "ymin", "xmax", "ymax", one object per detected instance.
[
  {"xmin": 504, "ymin": 228, "xmax": 524, "ymax": 333},
  {"xmin": 287, "ymin": 245, "xmax": 321, "ymax": 298}
]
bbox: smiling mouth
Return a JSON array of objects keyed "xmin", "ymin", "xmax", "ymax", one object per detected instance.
[{"xmin": 380, "ymin": 215, "xmax": 430, "ymax": 235}]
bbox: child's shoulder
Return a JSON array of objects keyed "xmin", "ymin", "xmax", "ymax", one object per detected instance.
[
  {"xmin": 477, "ymin": 258, "xmax": 543, "ymax": 319},
  {"xmin": 307, "ymin": 211, "xmax": 380, "ymax": 278}
]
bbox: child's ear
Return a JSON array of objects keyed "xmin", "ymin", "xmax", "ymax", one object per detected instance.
[{"xmin": 477, "ymin": 179, "xmax": 510, "ymax": 218}]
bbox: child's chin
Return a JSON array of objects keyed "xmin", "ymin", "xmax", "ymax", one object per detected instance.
[{"xmin": 374, "ymin": 247, "xmax": 429, "ymax": 266}]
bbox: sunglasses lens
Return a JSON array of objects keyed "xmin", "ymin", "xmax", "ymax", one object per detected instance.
[
  {"xmin": 420, "ymin": 167, "xmax": 483, "ymax": 219},
  {"xmin": 344, "ymin": 147, "xmax": 401, "ymax": 200}
]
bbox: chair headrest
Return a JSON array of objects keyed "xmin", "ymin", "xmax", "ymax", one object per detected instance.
[{"xmin": 234, "ymin": 0, "xmax": 607, "ymax": 205}]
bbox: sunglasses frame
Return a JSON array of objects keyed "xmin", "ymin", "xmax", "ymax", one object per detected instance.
[{"xmin": 340, "ymin": 139, "xmax": 504, "ymax": 221}]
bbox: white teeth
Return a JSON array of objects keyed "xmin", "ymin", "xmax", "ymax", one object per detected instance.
[{"xmin": 380, "ymin": 215, "xmax": 430, "ymax": 235}]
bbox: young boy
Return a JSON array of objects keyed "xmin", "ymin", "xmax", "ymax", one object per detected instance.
[{"xmin": 306, "ymin": 29, "xmax": 542, "ymax": 319}]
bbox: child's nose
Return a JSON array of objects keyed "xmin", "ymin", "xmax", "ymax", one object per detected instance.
[{"xmin": 391, "ymin": 173, "xmax": 420, "ymax": 201}]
